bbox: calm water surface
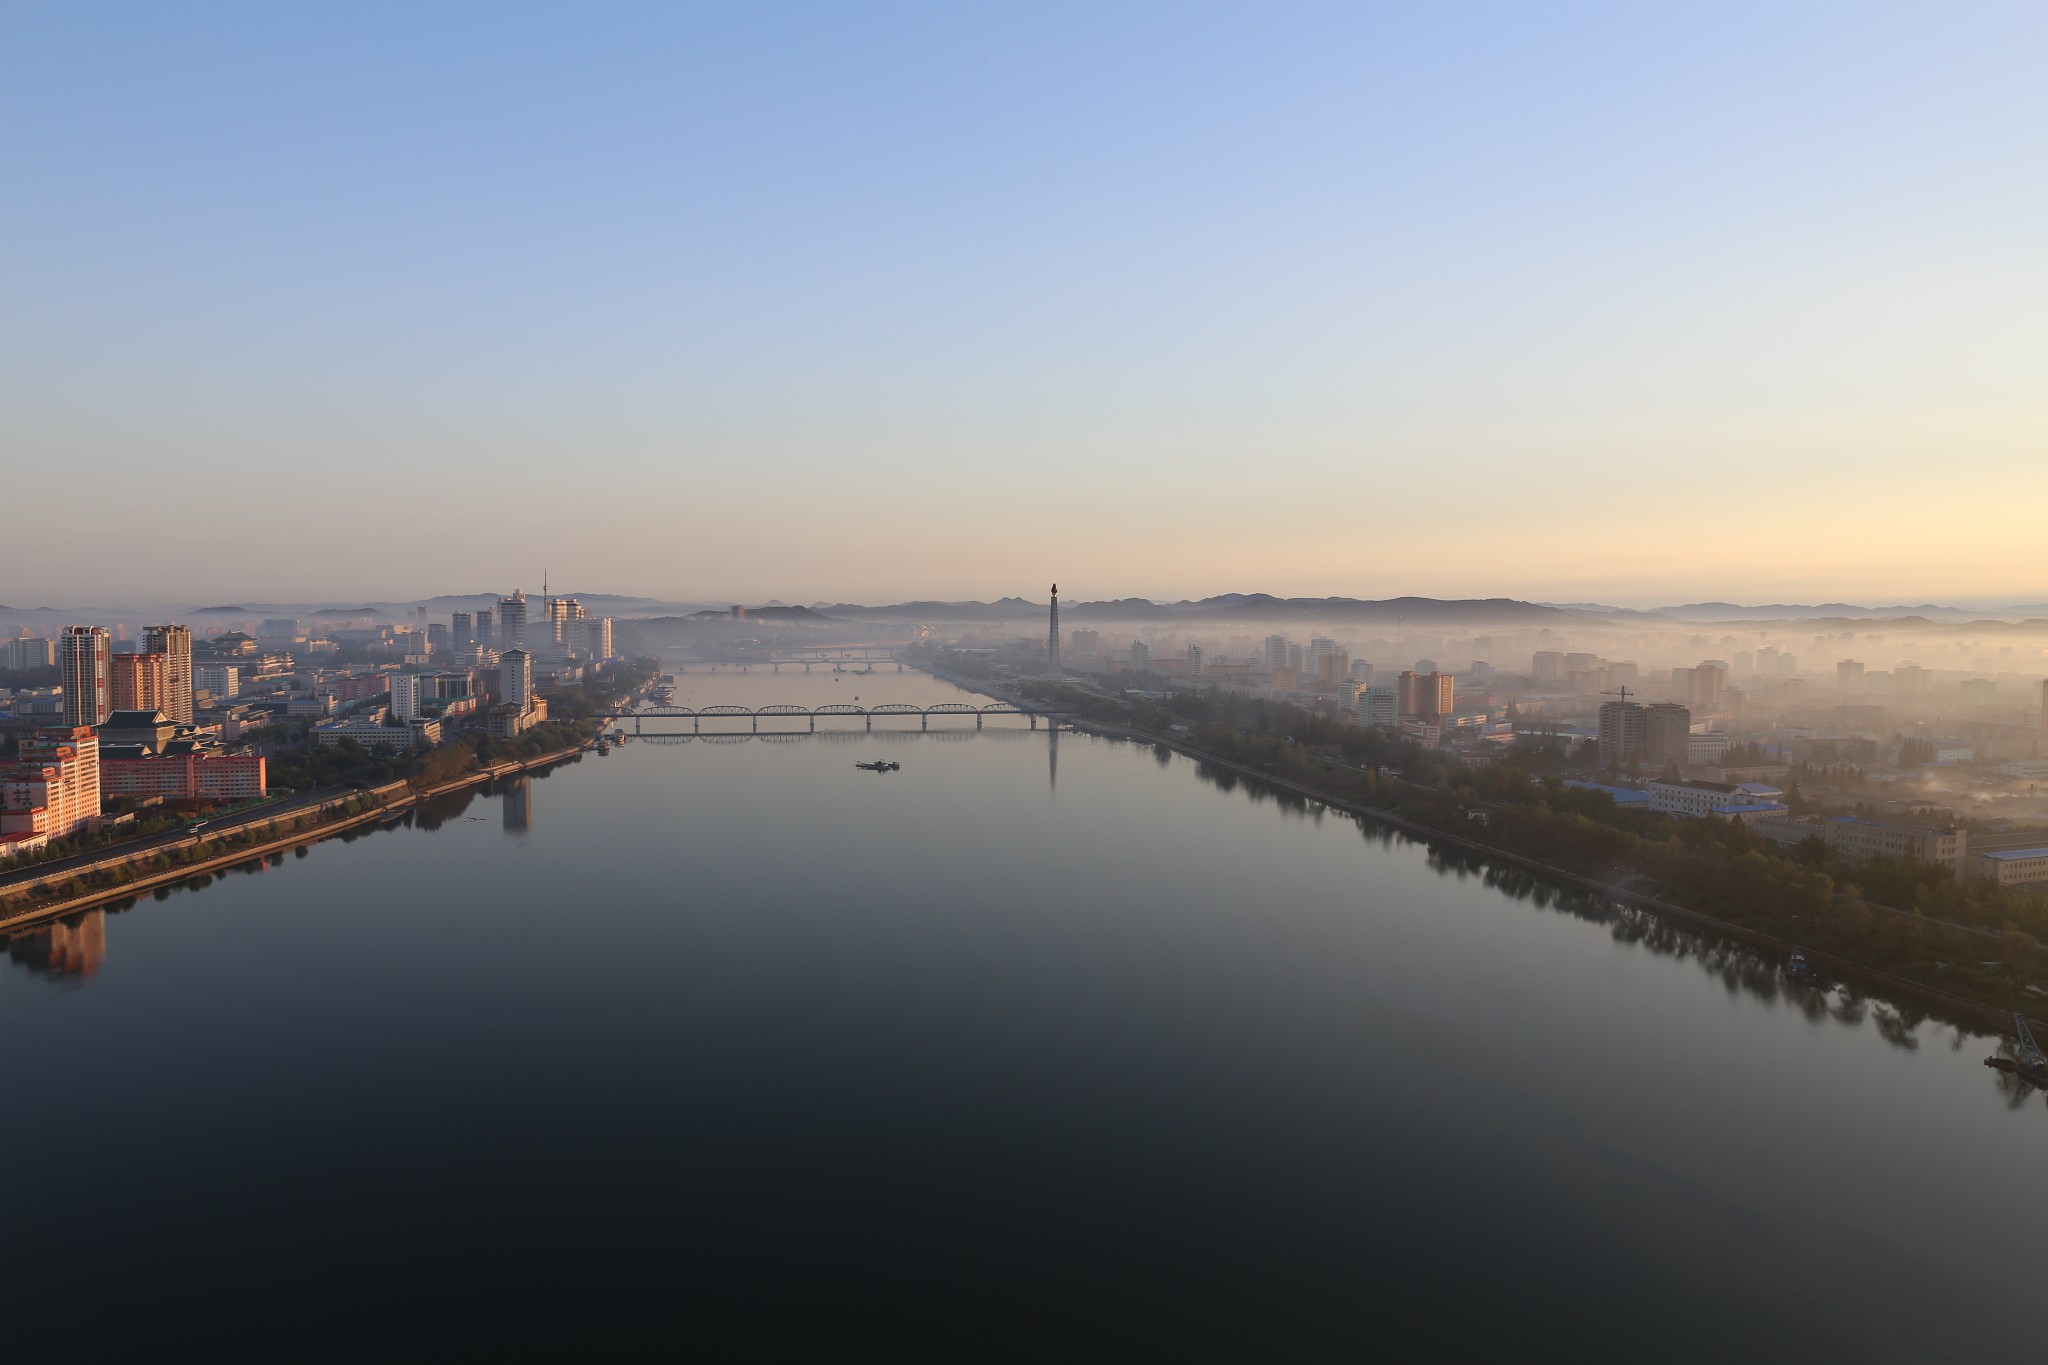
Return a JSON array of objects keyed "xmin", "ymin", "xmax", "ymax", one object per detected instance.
[{"xmin": 4, "ymin": 666, "xmax": 2041, "ymax": 1359}]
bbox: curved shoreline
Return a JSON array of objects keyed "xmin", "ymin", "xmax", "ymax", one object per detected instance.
[
  {"xmin": 0, "ymin": 738, "xmax": 598, "ymax": 934},
  {"xmin": 929, "ymin": 667, "xmax": 2043, "ymax": 1041}
]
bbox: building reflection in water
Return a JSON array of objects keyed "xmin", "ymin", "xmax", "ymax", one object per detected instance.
[
  {"xmin": 1047, "ymin": 721, "xmax": 1058, "ymax": 795},
  {"xmin": 6, "ymin": 909, "xmax": 108, "ymax": 984},
  {"xmin": 503, "ymin": 776, "xmax": 533, "ymax": 836}
]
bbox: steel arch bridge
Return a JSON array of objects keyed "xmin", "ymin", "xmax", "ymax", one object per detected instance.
[{"xmin": 605, "ymin": 702, "xmax": 1036, "ymax": 733}]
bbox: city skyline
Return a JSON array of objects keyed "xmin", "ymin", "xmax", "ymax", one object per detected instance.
[{"xmin": 6, "ymin": 6, "xmax": 2043, "ymax": 605}]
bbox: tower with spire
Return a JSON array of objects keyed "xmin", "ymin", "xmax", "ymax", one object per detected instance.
[{"xmin": 1047, "ymin": 584, "xmax": 1060, "ymax": 674}]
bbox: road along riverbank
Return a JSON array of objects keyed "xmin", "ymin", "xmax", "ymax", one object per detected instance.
[{"xmin": 0, "ymin": 738, "xmax": 599, "ymax": 935}]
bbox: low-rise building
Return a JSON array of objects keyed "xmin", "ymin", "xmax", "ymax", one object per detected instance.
[
  {"xmin": 1756, "ymin": 814, "xmax": 1969, "ymax": 874},
  {"xmin": 313, "ymin": 718, "xmax": 420, "ymax": 751},
  {"xmin": 101, "ymin": 751, "xmax": 267, "ymax": 803},
  {"xmin": 1968, "ymin": 846, "xmax": 2048, "ymax": 886},
  {"xmin": 98, "ymin": 709, "xmax": 180, "ymax": 754},
  {"xmin": 1647, "ymin": 779, "xmax": 1788, "ymax": 822},
  {"xmin": 1564, "ymin": 780, "xmax": 1653, "ymax": 808}
]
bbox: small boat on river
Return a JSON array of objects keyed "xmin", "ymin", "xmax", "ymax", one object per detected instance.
[
  {"xmin": 1985, "ymin": 1012, "xmax": 2048, "ymax": 1088},
  {"xmin": 855, "ymin": 761, "xmax": 900, "ymax": 773}
]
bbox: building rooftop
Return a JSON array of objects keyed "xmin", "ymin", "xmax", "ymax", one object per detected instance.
[{"xmin": 1978, "ymin": 847, "xmax": 2048, "ymax": 861}]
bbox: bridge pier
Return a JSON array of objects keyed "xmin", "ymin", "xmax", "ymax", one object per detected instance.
[
  {"xmin": 921, "ymin": 714, "xmax": 928, "ymax": 732},
  {"xmin": 865, "ymin": 715, "xmax": 872, "ymax": 731},
  {"xmin": 976, "ymin": 714, "xmax": 983, "ymax": 729},
  {"xmin": 809, "ymin": 715, "xmax": 815, "ymax": 733},
  {"xmin": 1029, "ymin": 713, "xmax": 1038, "ymax": 730},
  {"xmin": 751, "ymin": 715, "xmax": 758, "ymax": 733}
]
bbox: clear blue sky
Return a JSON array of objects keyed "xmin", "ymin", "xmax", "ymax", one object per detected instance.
[{"xmin": 5, "ymin": 3, "xmax": 2044, "ymax": 607}]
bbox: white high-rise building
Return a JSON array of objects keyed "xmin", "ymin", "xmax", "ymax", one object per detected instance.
[
  {"xmin": 1264, "ymin": 635, "xmax": 1289, "ymax": 672},
  {"xmin": 196, "ymin": 664, "xmax": 241, "ymax": 701},
  {"xmin": 499, "ymin": 649, "xmax": 532, "ymax": 712},
  {"xmin": 1186, "ymin": 644, "xmax": 1203, "ymax": 678},
  {"xmin": 60, "ymin": 627, "xmax": 111, "ymax": 729},
  {"xmin": 390, "ymin": 673, "xmax": 425, "ymax": 722},
  {"xmin": 7, "ymin": 635, "xmax": 55, "ymax": 671}
]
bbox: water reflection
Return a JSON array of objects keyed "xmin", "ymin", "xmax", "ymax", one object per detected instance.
[
  {"xmin": 504, "ymin": 777, "xmax": 533, "ymax": 836},
  {"xmin": 1184, "ymin": 744, "xmax": 2020, "ymax": 1074},
  {"xmin": 6, "ymin": 909, "xmax": 107, "ymax": 984},
  {"xmin": 414, "ymin": 787, "xmax": 480, "ymax": 832}
]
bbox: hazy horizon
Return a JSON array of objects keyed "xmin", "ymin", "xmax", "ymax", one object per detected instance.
[{"xmin": 11, "ymin": 583, "xmax": 2048, "ymax": 619}]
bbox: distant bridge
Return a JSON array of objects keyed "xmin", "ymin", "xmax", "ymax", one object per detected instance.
[
  {"xmin": 606, "ymin": 702, "xmax": 1040, "ymax": 733},
  {"xmin": 684, "ymin": 648, "xmax": 908, "ymax": 672}
]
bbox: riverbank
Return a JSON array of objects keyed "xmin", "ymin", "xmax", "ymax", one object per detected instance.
[
  {"xmin": 0, "ymin": 735, "xmax": 599, "ymax": 935},
  {"xmin": 928, "ymin": 666, "xmax": 2042, "ymax": 1040}
]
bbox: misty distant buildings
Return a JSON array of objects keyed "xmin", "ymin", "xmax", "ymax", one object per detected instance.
[
  {"xmin": 6, "ymin": 634, "xmax": 56, "ymax": 671},
  {"xmin": 498, "ymin": 591, "xmax": 529, "ymax": 649},
  {"xmin": 1598, "ymin": 698, "xmax": 1694, "ymax": 772}
]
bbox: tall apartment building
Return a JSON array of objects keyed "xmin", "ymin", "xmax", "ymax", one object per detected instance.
[
  {"xmin": 498, "ymin": 591, "xmax": 529, "ymax": 649},
  {"xmin": 1359, "ymin": 686, "xmax": 1398, "ymax": 728},
  {"xmin": 1642, "ymin": 703, "xmax": 1692, "ymax": 769},
  {"xmin": 1531, "ymin": 651, "xmax": 1566, "ymax": 683},
  {"xmin": 144, "ymin": 625, "xmax": 193, "ymax": 725},
  {"xmin": 1186, "ymin": 645, "xmax": 1203, "ymax": 678},
  {"xmin": 1598, "ymin": 700, "xmax": 1645, "ymax": 770},
  {"xmin": 452, "ymin": 611, "xmax": 474, "ymax": 646},
  {"xmin": 60, "ymin": 626, "xmax": 111, "ymax": 729},
  {"xmin": 110, "ymin": 651, "xmax": 170, "ymax": 714},
  {"xmin": 1129, "ymin": 641, "xmax": 1151, "ymax": 672},
  {"xmin": 0, "ymin": 727, "xmax": 101, "ymax": 841},
  {"xmin": 1837, "ymin": 660, "xmax": 1865, "ymax": 691},
  {"xmin": 476, "ymin": 608, "xmax": 495, "ymax": 649},
  {"xmin": 1069, "ymin": 629, "xmax": 1100, "ymax": 656},
  {"xmin": 1265, "ymin": 635, "xmax": 1289, "ymax": 672},
  {"xmin": 1399, "ymin": 671, "xmax": 1454, "ymax": 721},
  {"xmin": 1693, "ymin": 661, "xmax": 1727, "ymax": 710}
]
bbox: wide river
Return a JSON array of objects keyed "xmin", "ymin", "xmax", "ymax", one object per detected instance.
[{"xmin": 4, "ymin": 663, "xmax": 2041, "ymax": 1359}]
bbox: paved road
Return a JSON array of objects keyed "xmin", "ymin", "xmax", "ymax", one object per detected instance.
[{"xmin": 0, "ymin": 783, "xmax": 359, "ymax": 894}]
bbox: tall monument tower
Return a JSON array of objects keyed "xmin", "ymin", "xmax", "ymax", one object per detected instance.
[{"xmin": 1047, "ymin": 584, "xmax": 1060, "ymax": 674}]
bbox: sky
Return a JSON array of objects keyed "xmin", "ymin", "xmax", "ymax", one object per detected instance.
[{"xmin": 4, "ymin": 2, "xmax": 2045, "ymax": 609}]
